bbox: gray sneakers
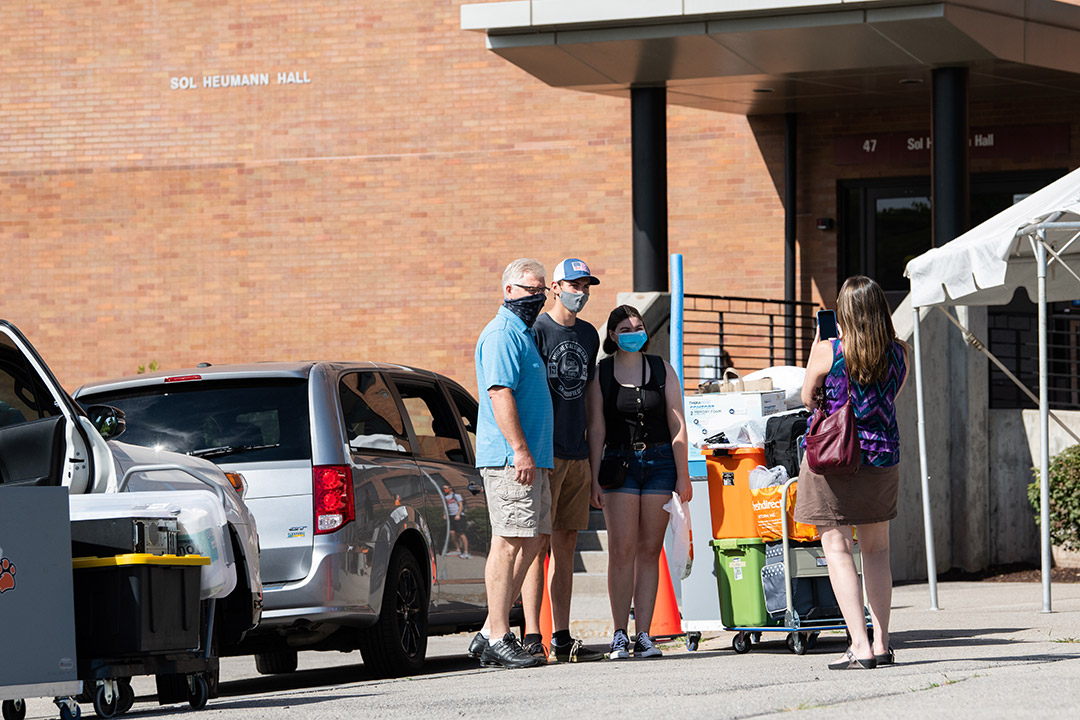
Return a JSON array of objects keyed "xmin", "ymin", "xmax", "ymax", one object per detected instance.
[
  {"xmin": 609, "ymin": 629, "xmax": 631, "ymax": 660},
  {"xmin": 633, "ymin": 631, "xmax": 662, "ymax": 658}
]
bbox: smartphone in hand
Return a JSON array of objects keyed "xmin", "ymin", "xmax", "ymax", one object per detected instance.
[{"xmin": 817, "ymin": 309, "xmax": 838, "ymax": 340}]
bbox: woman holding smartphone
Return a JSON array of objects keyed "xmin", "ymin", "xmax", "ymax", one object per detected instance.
[{"xmin": 794, "ymin": 276, "xmax": 909, "ymax": 670}]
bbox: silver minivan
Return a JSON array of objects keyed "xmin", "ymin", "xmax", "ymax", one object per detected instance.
[{"xmin": 76, "ymin": 362, "xmax": 491, "ymax": 678}]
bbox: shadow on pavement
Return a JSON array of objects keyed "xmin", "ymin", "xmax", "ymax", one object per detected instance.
[
  {"xmin": 216, "ymin": 653, "xmax": 483, "ymax": 698},
  {"xmin": 890, "ymin": 627, "xmax": 1027, "ymax": 650}
]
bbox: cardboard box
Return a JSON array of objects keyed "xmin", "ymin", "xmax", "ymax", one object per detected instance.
[{"xmin": 684, "ymin": 390, "xmax": 785, "ymax": 446}]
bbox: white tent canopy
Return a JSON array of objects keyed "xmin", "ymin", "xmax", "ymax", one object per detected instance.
[
  {"xmin": 905, "ymin": 166, "xmax": 1080, "ymax": 611},
  {"xmin": 907, "ymin": 168, "xmax": 1080, "ymax": 307}
]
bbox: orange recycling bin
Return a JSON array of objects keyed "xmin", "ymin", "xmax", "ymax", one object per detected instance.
[{"xmin": 705, "ymin": 447, "xmax": 765, "ymax": 539}]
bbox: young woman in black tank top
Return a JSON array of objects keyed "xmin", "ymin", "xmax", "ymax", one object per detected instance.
[{"xmin": 585, "ymin": 305, "xmax": 692, "ymax": 660}]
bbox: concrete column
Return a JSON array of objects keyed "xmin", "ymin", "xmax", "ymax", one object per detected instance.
[{"xmin": 631, "ymin": 87, "xmax": 668, "ymax": 293}]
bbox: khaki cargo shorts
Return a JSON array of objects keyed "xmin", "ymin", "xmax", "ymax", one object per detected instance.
[
  {"xmin": 550, "ymin": 457, "xmax": 591, "ymax": 531},
  {"xmin": 481, "ymin": 465, "xmax": 552, "ymax": 538}
]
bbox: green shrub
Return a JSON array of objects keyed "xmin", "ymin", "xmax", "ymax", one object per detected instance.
[{"xmin": 1028, "ymin": 444, "xmax": 1080, "ymax": 551}]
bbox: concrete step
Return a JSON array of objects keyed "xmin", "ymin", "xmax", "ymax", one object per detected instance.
[
  {"xmin": 587, "ymin": 508, "xmax": 607, "ymax": 531},
  {"xmin": 575, "ymin": 528, "xmax": 608, "ymax": 552},
  {"xmin": 574, "ymin": 550, "xmax": 608, "ymax": 574},
  {"xmin": 567, "ymin": 571, "xmax": 608, "ymax": 596}
]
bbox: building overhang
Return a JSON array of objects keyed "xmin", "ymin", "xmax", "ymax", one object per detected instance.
[{"xmin": 461, "ymin": 0, "xmax": 1080, "ymax": 114}]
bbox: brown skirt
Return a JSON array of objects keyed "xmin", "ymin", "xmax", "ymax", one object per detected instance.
[{"xmin": 792, "ymin": 459, "xmax": 900, "ymax": 527}]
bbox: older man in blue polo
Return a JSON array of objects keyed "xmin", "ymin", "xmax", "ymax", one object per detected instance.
[{"xmin": 468, "ymin": 257, "xmax": 553, "ymax": 669}]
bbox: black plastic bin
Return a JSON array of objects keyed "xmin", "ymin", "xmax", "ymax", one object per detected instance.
[{"xmin": 72, "ymin": 554, "xmax": 208, "ymax": 658}]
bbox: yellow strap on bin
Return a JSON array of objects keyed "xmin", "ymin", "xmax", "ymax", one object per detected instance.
[{"xmin": 72, "ymin": 553, "xmax": 211, "ymax": 569}]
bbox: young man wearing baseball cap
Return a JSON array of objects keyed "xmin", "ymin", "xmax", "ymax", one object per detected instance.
[{"xmin": 522, "ymin": 257, "xmax": 605, "ymax": 662}]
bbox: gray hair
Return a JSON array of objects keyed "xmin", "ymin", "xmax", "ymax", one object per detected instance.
[{"xmin": 501, "ymin": 258, "xmax": 546, "ymax": 287}]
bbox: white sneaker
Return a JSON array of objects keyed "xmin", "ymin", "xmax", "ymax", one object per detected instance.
[
  {"xmin": 633, "ymin": 631, "xmax": 662, "ymax": 658},
  {"xmin": 446, "ymin": 550, "xmax": 459, "ymax": 557},
  {"xmin": 609, "ymin": 629, "xmax": 631, "ymax": 660},
  {"xmin": 461, "ymin": 552, "xmax": 471, "ymax": 559}
]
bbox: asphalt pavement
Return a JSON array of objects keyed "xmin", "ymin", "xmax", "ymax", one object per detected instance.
[{"xmin": 16, "ymin": 580, "xmax": 1080, "ymax": 719}]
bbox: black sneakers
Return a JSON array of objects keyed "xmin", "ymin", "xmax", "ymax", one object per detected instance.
[
  {"xmin": 550, "ymin": 637, "xmax": 604, "ymax": 663},
  {"xmin": 467, "ymin": 632, "xmax": 488, "ymax": 659},
  {"xmin": 480, "ymin": 632, "xmax": 544, "ymax": 669}
]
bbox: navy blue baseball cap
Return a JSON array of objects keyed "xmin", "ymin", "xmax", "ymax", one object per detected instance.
[{"xmin": 552, "ymin": 258, "xmax": 600, "ymax": 285}]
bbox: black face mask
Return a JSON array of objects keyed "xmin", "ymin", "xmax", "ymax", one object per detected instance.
[{"xmin": 503, "ymin": 293, "xmax": 546, "ymax": 328}]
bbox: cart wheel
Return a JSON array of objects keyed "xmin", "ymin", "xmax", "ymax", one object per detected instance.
[
  {"xmin": 787, "ymin": 632, "xmax": 809, "ymax": 655},
  {"xmin": 2, "ymin": 699, "xmax": 26, "ymax": 720},
  {"xmin": 92, "ymin": 685, "xmax": 118, "ymax": 720},
  {"xmin": 685, "ymin": 631, "xmax": 701, "ymax": 652},
  {"xmin": 116, "ymin": 680, "xmax": 135, "ymax": 715},
  {"xmin": 732, "ymin": 632, "xmax": 751, "ymax": 654},
  {"xmin": 58, "ymin": 702, "xmax": 80, "ymax": 720},
  {"xmin": 751, "ymin": 632, "xmax": 762, "ymax": 644},
  {"xmin": 188, "ymin": 675, "xmax": 209, "ymax": 711},
  {"xmin": 807, "ymin": 632, "xmax": 820, "ymax": 650}
]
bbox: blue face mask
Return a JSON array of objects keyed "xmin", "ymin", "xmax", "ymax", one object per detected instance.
[{"xmin": 616, "ymin": 330, "xmax": 648, "ymax": 353}]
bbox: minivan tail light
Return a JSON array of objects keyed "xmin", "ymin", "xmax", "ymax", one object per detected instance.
[{"xmin": 314, "ymin": 465, "xmax": 354, "ymax": 534}]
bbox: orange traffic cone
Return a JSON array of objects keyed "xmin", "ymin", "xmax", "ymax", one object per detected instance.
[
  {"xmin": 649, "ymin": 547, "xmax": 683, "ymax": 640},
  {"xmin": 539, "ymin": 552, "xmax": 553, "ymax": 651}
]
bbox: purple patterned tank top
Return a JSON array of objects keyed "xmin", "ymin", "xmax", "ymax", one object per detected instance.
[{"xmin": 822, "ymin": 339, "xmax": 907, "ymax": 467}]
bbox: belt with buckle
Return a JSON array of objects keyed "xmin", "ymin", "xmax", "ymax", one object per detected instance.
[{"xmin": 612, "ymin": 442, "xmax": 660, "ymax": 453}]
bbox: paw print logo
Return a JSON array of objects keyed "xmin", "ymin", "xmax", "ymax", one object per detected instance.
[{"xmin": 0, "ymin": 557, "xmax": 16, "ymax": 594}]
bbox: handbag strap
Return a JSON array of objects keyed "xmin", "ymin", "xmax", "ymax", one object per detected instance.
[{"xmin": 818, "ymin": 340, "xmax": 853, "ymax": 414}]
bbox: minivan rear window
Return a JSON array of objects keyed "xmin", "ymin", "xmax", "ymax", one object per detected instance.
[{"xmin": 78, "ymin": 378, "xmax": 311, "ymax": 463}]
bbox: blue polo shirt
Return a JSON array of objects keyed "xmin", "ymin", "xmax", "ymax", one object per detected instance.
[{"xmin": 474, "ymin": 305, "xmax": 554, "ymax": 469}]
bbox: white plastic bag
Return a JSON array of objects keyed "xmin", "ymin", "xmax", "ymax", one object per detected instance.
[
  {"xmin": 748, "ymin": 464, "xmax": 789, "ymax": 490},
  {"xmin": 663, "ymin": 492, "xmax": 694, "ymax": 580}
]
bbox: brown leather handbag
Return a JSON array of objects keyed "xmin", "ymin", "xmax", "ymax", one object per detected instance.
[{"xmin": 804, "ymin": 364, "xmax": 861, "ymax": 476}]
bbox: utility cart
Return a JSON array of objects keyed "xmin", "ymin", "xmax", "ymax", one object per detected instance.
[
  {"xmin": 70, "ymin": 553, "xmax": 215, "ymax": 718},
  {"xmin": 713, "ymin": 476, "xmax": 870, "ymax": 655}
]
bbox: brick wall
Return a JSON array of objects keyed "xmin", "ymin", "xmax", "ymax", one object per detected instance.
[{"xmin": 2, "ymin": 1, "xmax": 1077, "ymax": 394}]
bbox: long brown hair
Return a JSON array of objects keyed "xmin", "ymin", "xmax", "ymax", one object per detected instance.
[{"xmin": 835, "ymin": 275, "xmax": 897, "ymax": 385}]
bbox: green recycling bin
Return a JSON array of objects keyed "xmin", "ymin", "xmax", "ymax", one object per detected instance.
[{"xmin": 711, "ymin": 537, "xmax": 779, "ymax": 629}]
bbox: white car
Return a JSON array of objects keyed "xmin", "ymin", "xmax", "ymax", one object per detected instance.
[{"xmin": 0, "ymin": 320, "xmax": 262, "ymax": 687}]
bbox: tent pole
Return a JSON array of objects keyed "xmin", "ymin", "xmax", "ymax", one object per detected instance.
[
  {"xmin": 1037, "ymin": 234, "xmax": 1052, "ymax": 613},
  {"xmin": 912, "ymin": 306, "xmax": 939, "ymax": 609}
]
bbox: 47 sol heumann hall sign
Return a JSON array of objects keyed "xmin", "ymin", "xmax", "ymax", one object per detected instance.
[{"xmin": 171, "ymin": 71, "xmax": 311, "ymax": 90}]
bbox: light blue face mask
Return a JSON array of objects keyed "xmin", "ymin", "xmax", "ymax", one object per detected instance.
[{"xmin": 616, "ymin": 330, "xmax": 648, "ymax": 353}]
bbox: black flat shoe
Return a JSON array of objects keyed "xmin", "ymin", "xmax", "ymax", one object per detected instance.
[
  {"xmin": 828, "ymin": 649, "xmax": 877, "ymax": 670},
  {"xmin": 874, "ymin": 646, "xmax": 895, "ymax": 665}
]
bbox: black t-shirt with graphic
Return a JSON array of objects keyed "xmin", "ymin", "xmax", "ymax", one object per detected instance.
[{"xmin": 532, "ymin": 313, "xmax": 600, "ymax": 460}]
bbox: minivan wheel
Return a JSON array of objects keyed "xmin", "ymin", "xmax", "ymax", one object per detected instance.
[
  {"xmin": 358, "ymin": 547, "xmax": 428, "ymax": 678},
  {"xmin": 254, "ymin": 649, "xmax": 298, "ymax": 675}
]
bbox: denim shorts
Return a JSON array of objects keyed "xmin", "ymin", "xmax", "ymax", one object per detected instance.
[{"xmin": 602, "ymin": 444, "xmax": 677, "ymax": 496}]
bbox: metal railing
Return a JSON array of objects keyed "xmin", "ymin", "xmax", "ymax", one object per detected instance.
[
  {"xmin": 682, "ymin": 294, "xmax": 817, "ymax": 390},
  {"xmin": 988, "ymin": 303, "xmax": 1080, "ymax": 411}
]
